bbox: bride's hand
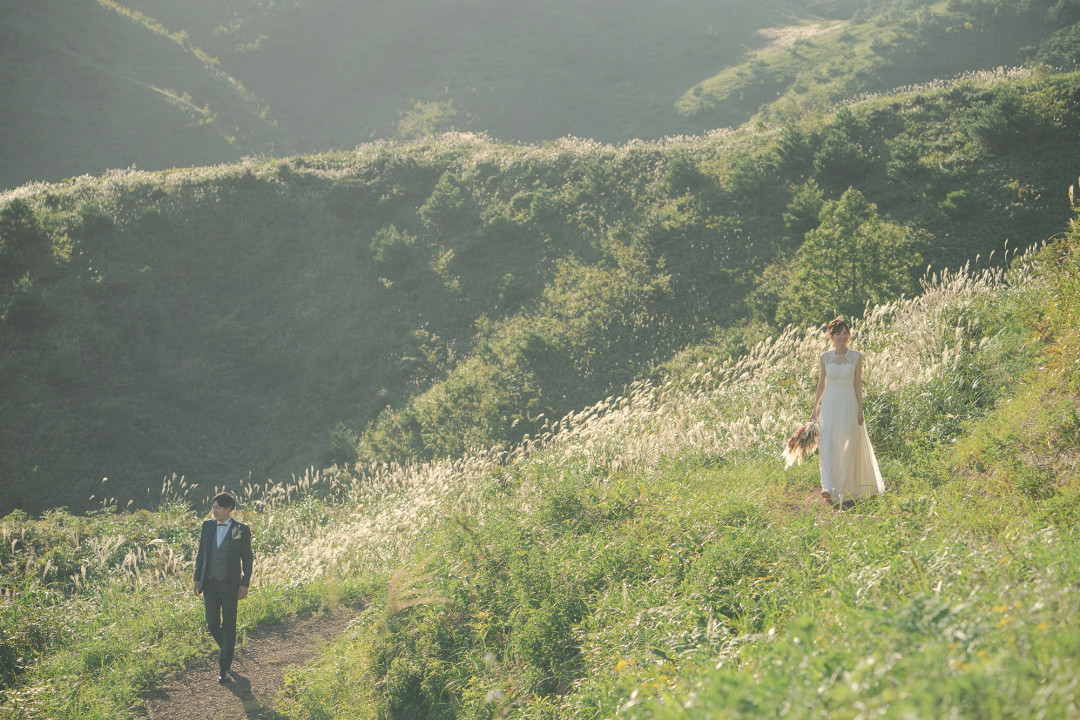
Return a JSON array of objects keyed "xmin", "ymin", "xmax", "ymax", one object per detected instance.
[{"xmin": 857, "ymin": 409, "xmax": 864, "ymax": 425}]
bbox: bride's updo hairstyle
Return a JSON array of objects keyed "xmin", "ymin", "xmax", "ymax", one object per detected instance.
[{"xmin": 826, "ymin": 317, "xmax": 850, "ymax": 336}]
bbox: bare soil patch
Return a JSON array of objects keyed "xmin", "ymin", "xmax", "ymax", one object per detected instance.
[
  {"xmin": 758, "ymin": 22, "xmax": 843, "ymax": 51},
  {"xmin": 142, "ymin": 607, "xmax": 360, "ymax": 720}
]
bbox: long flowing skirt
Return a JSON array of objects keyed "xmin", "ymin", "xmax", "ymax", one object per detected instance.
[{"xmin": 818, "ymin": 384, "xmax": 884, "ymax": 502}]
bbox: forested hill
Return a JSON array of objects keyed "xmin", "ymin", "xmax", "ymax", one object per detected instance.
[
  {"xmin": 2, "ymin": 68, "xmax": 1078, "ymax": 515},
  {"xmin": 3, "ymin": 0, "xmax": 1079, "ymax": 189}
]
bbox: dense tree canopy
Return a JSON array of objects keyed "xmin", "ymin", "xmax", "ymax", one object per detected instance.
[{"xmin": 777, "ymin": 187, "xmax": 923, "ymax": 326}]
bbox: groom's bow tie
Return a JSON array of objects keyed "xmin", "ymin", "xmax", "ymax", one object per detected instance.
[{"xmin": 217, "ymin": 522, "xmax": 229, "ymax": 526}]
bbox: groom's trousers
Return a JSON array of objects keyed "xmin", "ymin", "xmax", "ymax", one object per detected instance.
[{"xmin": 202, "ymin": 577, "xmax": 239, "ymax": 676}]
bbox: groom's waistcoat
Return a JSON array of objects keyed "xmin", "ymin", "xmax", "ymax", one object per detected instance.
[{"xmin": 208, "ymin": 531, "xmax": 231, "ymax": 582}]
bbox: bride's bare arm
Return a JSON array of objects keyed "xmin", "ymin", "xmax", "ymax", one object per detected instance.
[{"xmin": 854, "ymin": 355, "xmax": 865, "ymax": 425}]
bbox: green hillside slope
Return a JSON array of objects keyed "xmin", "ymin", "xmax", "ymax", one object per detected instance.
[
  {"xmin": 0, "ymin": 0, "xmax": 285, "ymax": 191},
  {"xmin": 119, "ymin": 0, "xmax": 833, "ymax": 148},
  {"xmin": 679, "ymin": 0, "xmax": 1080, "ymax": 128},
  {"xmin": 1, "ymin": 68, "xmax": 1077, "ymax": 515},
  {"xmin": 1, "ymin": 198, "xmax": 1075, "ymax": 720},
  {"xmin": 205, "ymin": 0, "xmax": 813, "ymax": 148},
  {"xmin": 8, "ymin": 0, "xmax": 1077, "ymax": 190},
  {"xmin": 97, "ymin": 0, "xmax": 1080, "ymax": 150}
]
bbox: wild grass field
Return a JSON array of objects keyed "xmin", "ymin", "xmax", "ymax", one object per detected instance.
[{"xmin": 2, "ymin": 199, "xmax": 1076, "ymax": 718}]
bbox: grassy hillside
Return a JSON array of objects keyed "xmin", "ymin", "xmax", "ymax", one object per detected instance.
[
  {"xmin": 0, "ymin": 0, "xmax": 834, "ymax": 189},
  {"xmin": 679, "ymin": 0, "xmax": 1080, "ymax": 128},
  {"xmin": 1, "ymin": 68, "xmax": 1077, "ymax": 515},
  {"xmin": 6, "ymin": 0, "xmax": 1077, "ymax": 189},
  {"xmin": 108, "ymin": 0, "xmax": 847, "ymax": 147},
  {"xmin": 1, "ymin": 198, "xmax": 1076, "ymax": 719},
  {"xmin": 0, "ymin": 0, "xmax": 285, "ymax": 191}
]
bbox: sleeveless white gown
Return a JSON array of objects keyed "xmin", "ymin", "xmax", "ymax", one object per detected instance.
[{"xmin": 819, "ymin": 349, "xmax": 885, "ymax": 502}]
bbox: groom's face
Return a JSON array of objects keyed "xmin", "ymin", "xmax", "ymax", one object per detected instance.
[{"xmin": 211, "ymin": 501, "xmax": 233, "ymax": 523}]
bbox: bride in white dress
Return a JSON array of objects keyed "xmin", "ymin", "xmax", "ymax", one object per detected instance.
[{"xmin": 810, "ymin": 318, "xmax": 885, "ymax": 505}]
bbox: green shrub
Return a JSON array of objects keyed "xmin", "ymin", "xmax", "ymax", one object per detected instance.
[
  {"xmin": 324, "ymin": 422, "xmax": 359, "ymax": 467},
  {"xmin": 782, "ymin": 178, "xmax": 825, "ymax": 241},
  {"xmin": 0, "ymin": 199, "xmax": 48, "ymax": 280},
  {"xmin": 813, "ymin": 107, "xmax": 879, "ymax": 190},
  {"xmin": 370, "ymin": 225, "xmax": 420, "ymax": 277},
  {"xmin": 418, "ymin": 172, "xmax": 473, "ymax": 230},
  {"xmin": 496, "ymin": 272, "xmax": 528, "ymax": 309},
  {"xmin": 2, "ymin": 272, "xmax": 48, "ymax": 329}
]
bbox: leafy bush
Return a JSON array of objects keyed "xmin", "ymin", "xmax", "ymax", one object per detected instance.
[
  {"xmin": 782, "ymin": 178, "xmax": 825, "ymax": 241},
  {"xmin": 0, "ymin": 199, "xmax": 48, "ymax": 280},
  {"xmin": 812, "ymin": 108, "xmax": 881, "ymax": 190},
  {"xmin": 418, "ymin": 172, "xmax": 473, "ymax": 230},
  {"xmin": 370, "ymin": 224, "xmax": 421, "ymax": 277},
  {"xmin": 1, "ymin": 272, "xmax": 47, "ymax": 329},
  {"xmin": 396, "ymin": 99, "xmax": 458, "ymax": 141},
  {"xmin": 496, "ymin": 272, "xmax": 527, "ymax": 309}
]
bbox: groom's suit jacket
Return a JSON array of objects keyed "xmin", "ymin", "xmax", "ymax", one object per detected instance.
[{"xmin": 194, "ymin": 518, "xmax": 254, "ymax": 588}]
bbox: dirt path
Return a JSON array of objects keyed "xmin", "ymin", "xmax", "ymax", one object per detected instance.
[{"xmin": 143, "ymin": 607, "xmax": 360, "ymax": 720}]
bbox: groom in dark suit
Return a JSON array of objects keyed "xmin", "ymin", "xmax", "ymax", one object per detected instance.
[{"xmin": 193, "ymin": 491, "xmax": 253, "ymax": 683}]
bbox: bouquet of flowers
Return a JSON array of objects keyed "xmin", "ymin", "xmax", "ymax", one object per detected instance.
[{"xmin": 782, "ymin": 421, "xmax": 819, "ymax": 468}]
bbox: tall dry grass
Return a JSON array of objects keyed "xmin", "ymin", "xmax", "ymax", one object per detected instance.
[
  {"xmin": 523, "ymin": 248, "xmax": 1040, "ymax": 481},
  {"xmin": 3, "ymin": 244, "xmax": 1036, "ymax": 602},
  {"xmin": 178, "ymin": 244, "xmax": 1037, "ymax": 601}
]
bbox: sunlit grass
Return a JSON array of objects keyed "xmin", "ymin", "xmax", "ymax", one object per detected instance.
[
  {"xmin": 0, "ymin": 212, "xmax": 1072, "ymax": 719},
  {"xmin": 267, "ymin": 243, "xmax": 1075, "ymax": 719}
]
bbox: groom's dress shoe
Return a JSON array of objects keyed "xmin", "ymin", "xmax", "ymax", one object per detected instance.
[{"xmin": 218, "ymin": 673, "xmax": 232, "ymax": 684}]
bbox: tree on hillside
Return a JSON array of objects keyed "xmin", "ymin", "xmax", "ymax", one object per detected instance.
[
  {"xmin": 0, "ymin": 199, "xmax": 48, "ymax": 280},
  {"xmin": 776, "ymin": 187, "xmax": 922, "ymax": 326},
  {"xmin": 370, "ymin": 225, "xmax": 420, "ymax": 278},
  {"xmin": 396, "ymin": 99, "xmax": 458, "ymax": 141},
  {"xmin": 0, "ymin": 199, "xmax": 52, "ymax": 328},
  {"xmin": 813, "ymin": 107, "xmax": 879, "ymax": 191},
  {"xmin": 418, "ymin": 172, "xmax": 473, "ymax": 230}
]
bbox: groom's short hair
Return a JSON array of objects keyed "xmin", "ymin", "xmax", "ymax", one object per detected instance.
[{"xmin": 212, "ymin": 491, "xmax": 237, "ymax": 510}]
